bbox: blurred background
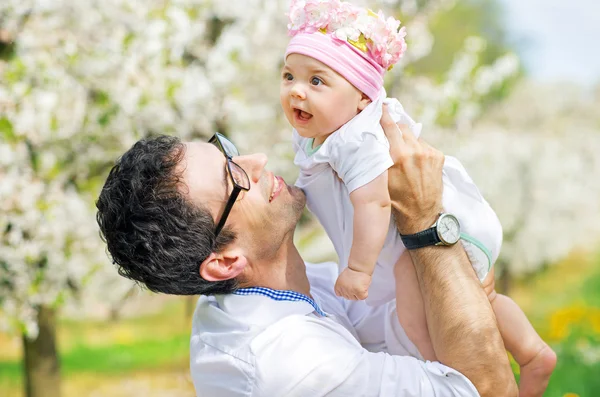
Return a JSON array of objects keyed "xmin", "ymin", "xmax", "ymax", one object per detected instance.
[{"xmin": 1, "ymin": 0, "xmax": 599, "ymax": 396}]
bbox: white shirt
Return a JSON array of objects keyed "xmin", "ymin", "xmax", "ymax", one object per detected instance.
[
  {"xmin": 293, "ymin": 91, "xmax": 503, "ymax": 305},
  {"xmin": 190, "ymin": 261, "xmax": 479, "ymax": 396}
]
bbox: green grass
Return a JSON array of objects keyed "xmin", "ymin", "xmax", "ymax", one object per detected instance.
[
  {"xmin": 64, "ymin": 334, "xmax": 189, "ymax": 374},
  {"xmin": 581, "ymin": 262, "xmax": 600, "ymax": 307},
  {"xmin": 0, "ymin": 296, "xmax": 192, "ymax": 393},
  {"xmin": 546, "ymin": 332, "xmax": 600, "ymax": 397},
  {"xmin": 0, "ymin": 333, "xmax": 189, "ymax": 381},
  {"xmin": 0, "ymin": 362, "xmax": 20, "ymax": 390},
  {"xmin": 512, "ymin": 252, "xmax": 600, "ymax": 397}
]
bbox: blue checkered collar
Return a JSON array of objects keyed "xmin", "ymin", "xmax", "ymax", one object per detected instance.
[
  {"xmin": 211, "ymin": 295, "xmax": 319, "ymax": 331},
  {"xmin": 233, "ymin": 287, "xmax": 327, "ymax": 317},
  {"xmin": 211, "ymin": 290, "xmax": 324, "ymax": 329}
]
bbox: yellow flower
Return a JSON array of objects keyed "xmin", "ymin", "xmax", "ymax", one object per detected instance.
[
  {"xmin": 548, "ymin": 304, "xmax": 600, "ymax": 341},
  {"xmin": 549, "ymin": 305, "xmax": 585, "ymax": 340}
]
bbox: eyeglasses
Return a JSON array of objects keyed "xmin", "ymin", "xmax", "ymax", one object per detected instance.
[{"xmin": 209, "ymin": 132, "xmax": 250, "ymax": 238}]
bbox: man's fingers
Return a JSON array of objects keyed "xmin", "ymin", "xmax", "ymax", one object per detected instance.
[
  {"xmin": 380, "ymin": 104, "xmax": 404, "ymax": 148},
  {"xmin": 399, "ymin": 123, "xmax": 418, "ymax": 145},
  {"xmin": 419, "ymin": 139, "xmax": 445, "ymax": 167}
]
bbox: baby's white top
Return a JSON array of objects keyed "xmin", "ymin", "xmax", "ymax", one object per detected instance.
[
  {"xmin": 293, "ymin": 90, "xmax": 502, "ymax": 305},
  {"xmin": 293, "ymin": 90, "xmax": 420, "ymax": 194}
]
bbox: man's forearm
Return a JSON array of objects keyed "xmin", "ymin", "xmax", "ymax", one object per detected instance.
[
  {"xmin": 408, "ymin": 243, "xmax": 517, "ymax": 397},
  {"xmin": 380, "ymin": 109, "xmax": 517, "ymax": 395}
]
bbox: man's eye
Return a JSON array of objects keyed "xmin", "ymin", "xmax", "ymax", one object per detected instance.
[
  {"xmin": 311, "ymin": 77, "xmax": 323, "ymax": 86},
  {"xmin": 283, "ymin": 72, "xmax": 293, "ymax": 81}
]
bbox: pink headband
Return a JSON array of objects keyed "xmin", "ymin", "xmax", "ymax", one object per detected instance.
[
  {"xmin": 284, "ymin": 0, "xmax": 407, "ymax": 101},
  {"xmin": 285, "ymin": 32, "xmax": 385, "ymax": 101}
]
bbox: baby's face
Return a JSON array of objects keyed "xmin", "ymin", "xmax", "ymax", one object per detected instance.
[{"xmin": 280, "ymin": 53, "xmax": 370, "ymax": 145}]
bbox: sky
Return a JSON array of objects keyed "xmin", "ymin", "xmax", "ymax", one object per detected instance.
[{"xmin": 500, "ymin": 0, "xmax": 600, "ymax": 85}]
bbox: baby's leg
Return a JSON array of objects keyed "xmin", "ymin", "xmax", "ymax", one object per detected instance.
[
  {"xmin": 393, "ymin": 251, "xmax": 436, "ymax": 361},
  {"xmin": 482, "ymin": 269, "xmax": 557, "ymax": 397}
]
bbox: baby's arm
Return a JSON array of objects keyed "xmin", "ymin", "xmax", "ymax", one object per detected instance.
[{"xmin": 334, "ymin": 171, "xmax": 391, "ymax": 300}]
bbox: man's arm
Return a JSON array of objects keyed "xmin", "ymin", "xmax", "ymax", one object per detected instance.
[
  {"xmin": 380, "ymin": 106, "xmax": 518, "ymax": 397},
  {"xmin": 251, "ymin": 314, "xmax": 479, "ymax": 396}
]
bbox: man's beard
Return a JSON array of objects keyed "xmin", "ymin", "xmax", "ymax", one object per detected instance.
[{"xmin": 290, "ymin": 186, "xmax": 307, "ymax": 223}]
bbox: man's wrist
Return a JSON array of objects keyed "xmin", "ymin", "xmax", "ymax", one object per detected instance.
[{"xmin": 393, "ymin": 209, "xmax": 441, "ymax": 235}]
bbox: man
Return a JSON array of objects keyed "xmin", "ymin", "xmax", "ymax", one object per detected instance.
[{"xmin": 96, "ymin": 109, "xmax": 517, "ymax": 396}]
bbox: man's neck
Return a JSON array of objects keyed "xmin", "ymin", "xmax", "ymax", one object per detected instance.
[{"xmin": 241, "ymin": 237, "xmax": 311, "ymax": 297}]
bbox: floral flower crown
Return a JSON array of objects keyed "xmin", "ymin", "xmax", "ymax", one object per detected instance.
[{"xmin": 287, "ymin": 0, "xmax": 407, "ymax": 70}]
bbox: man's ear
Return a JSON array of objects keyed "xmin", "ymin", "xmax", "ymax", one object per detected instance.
[
  {"xmin": 200, "ymin": 251, "xmax": 248, "ymax": 282},
  {"xmin": 358, "ymin": 93, "xmax": 371, "ymax": 111}
]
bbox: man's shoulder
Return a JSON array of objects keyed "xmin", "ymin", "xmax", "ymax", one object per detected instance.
[{"xmin": 190, "ymin": 296, "xmax": 362, "ymax": 396}]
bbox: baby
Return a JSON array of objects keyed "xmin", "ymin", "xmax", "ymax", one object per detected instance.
[{"xmin": 280, "ymin": 1, "xmax": 556, "ymax": 396}]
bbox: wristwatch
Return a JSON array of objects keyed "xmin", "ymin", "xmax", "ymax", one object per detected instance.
[{"xmin": 400, "ymin": 213, "xmax": 461, "ymax": 250}]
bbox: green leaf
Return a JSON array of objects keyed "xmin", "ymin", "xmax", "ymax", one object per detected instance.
[
  {"xmin": 0, "ymin": 117, "xmax": 17, "ymax": 144},
  {"xmin": 123, "ymin": 32, "xmax": 135, "ymax": 50},
  {"xmin": 166, "ymin": 81, "xmax": 181, "ymax": 100},
  {"xmin": 4, "ymin": 58, "xmax": 26, "ymax": 83},
  {"xmin": 50, "ymin": 115, "xmax": 59, "ymax": 132},
  {"xmin": 90, "ymin": 90, "xmax": 111, "ymax": 106},
  {"xmin": 98, "ymin": 105, "xmax": 119, "ymax": 126}
]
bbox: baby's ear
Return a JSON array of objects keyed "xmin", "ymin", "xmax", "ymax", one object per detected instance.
[{"xmin": 358, "ymin": 93, "xmax": 371, "ymax": 111}]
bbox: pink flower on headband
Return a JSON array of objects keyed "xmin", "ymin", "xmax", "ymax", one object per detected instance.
[
  {"xmin": 289, "ymin": 0, "xmax": 334, "ymax": 35},
  {"xmin": 329, "ymin": 1, "xmax": 360, "ymax": 31},
  {"xmin": 304, "ymin": 0, "xmax": 336, "ymax": 31},
  {"xmin": 286, "ymin": 0, "xmax": 407, "ymax": 69}
]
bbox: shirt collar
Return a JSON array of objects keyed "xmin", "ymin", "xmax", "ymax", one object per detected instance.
[
  {"xmin": 203, "ymin": 286, "xmax": 326, "ymax": 330},
  {"xmin": 233, "ymin": 287, "xmax": 327, "ymax": 317}
]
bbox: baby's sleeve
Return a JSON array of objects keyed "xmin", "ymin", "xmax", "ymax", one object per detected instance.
[{"xmin": 330, "ymin": 132, "xmax": 394, "ymax": 194}]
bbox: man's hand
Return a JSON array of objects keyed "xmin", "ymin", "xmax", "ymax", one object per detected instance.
[{"xmin": 380, "ymin": 105, "xmax": 445, "ymax": 235}]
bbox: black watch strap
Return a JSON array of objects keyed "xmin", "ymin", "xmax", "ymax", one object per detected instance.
[{"xmin": 401, "ymin": 228, "xmax": 441, "ymax": 250}]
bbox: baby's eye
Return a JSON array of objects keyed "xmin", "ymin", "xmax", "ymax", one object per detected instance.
[
  {"xmin": 310, "ymin": 77, "xmax": 323, "ymax": 86},
  {"xmin": 283, "ymin": 72, "xmax": 293, "ymax": 81}
]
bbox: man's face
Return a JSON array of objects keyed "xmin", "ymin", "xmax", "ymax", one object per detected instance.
[{"xmin": 180, "ymin": 141, "xmax": 306, "ymax": 256}]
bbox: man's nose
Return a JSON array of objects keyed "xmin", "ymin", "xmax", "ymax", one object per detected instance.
[{"xmin": 233, "ymin": 153, "xmax": 268, "ymax": 184}]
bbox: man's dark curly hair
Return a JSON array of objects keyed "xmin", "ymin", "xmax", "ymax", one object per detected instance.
[{"xmin": 96, "ymin": 135, "xmax": 237, "ymax": 296}]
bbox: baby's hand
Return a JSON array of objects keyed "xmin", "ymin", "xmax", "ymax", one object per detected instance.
[{"xmin": 334, "ymin": 267, "xmax": 372, "ymax": 300}]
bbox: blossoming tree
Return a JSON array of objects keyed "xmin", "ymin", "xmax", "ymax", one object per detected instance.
[
  {"xmin": 432, "ymin": 82, "xmax": 600, "ymax": 291},
  {"xmin": 0, "ymin": 0, "xmax": 290, "ymax": 395}
]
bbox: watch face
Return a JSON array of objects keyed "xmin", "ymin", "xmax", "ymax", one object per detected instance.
[{"xmin": 437, "ymin": 214, "xmax": 460, "ymax": 245}]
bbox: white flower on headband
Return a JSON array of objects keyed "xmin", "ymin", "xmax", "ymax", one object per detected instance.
[
  {"xmin": 287, "ymin": 0, "xmax": 408, "ymax": 69},
  {"xmin": 333, "ymin": 26, "xmax": 361, "ymax": 43}
]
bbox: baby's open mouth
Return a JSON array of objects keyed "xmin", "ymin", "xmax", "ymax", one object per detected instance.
[{"xmin": 294, "ymin": 108, "xmax": 313, "ymax": 121}]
